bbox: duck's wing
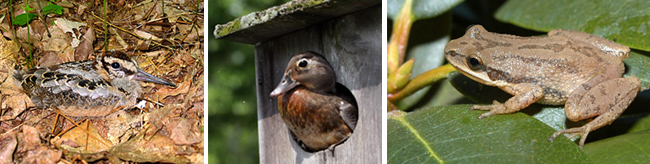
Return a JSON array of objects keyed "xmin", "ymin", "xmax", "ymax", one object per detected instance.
[{"xmin": 338, "ymin": 98, "xmax": 358, "ymax": 131}]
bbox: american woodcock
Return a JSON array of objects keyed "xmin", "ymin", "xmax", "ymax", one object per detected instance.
[
  {"xmin": 270, "ymin": 51, "xmax": 358, "ymax": 152},
  {"xmin": 13, "ymin": 51, "xmax": 176, "ymax": 117}
]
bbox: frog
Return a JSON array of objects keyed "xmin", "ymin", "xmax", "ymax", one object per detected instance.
[{"xmin": 444, "ymin": 25, "xmax": 641, "ymax": 147}]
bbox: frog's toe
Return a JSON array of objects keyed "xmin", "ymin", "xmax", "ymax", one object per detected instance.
[
  {"xmin": 478, "ymin": 111, "xmax": 494, "ymax": 119},
  {"xmin": 469, "ymin": 105, "xmax": 482, "ymax": 110},
  {"xmin": 549, "ymin": 126, "xmax": 591, "ymax": 148}
]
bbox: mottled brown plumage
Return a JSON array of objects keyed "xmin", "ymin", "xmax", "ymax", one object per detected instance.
[
  {"xmin": 13, "ymin": 51, "xmax": 176, "ymax": 117},
  {"xmin": 270, "ymin": 51, "xmax": 358, "ymax": 152}
]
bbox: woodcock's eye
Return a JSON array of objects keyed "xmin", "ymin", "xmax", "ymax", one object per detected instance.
[
  {"xmin": 111, "ymin": 62, "xmax": 120, "ymax": 68},
  {"xmin": 297, "ymin": 59, "xmax": 308, "ymax": 68}
]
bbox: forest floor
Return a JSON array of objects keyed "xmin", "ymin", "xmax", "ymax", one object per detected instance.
[{"xmin": 0, "ymin": 0, "xmax": 204, "ymax": 163}]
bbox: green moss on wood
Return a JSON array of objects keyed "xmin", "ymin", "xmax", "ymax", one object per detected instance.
[{"xmin": 213, "ymin": 0, "xmax": 331, "ymax": 39}]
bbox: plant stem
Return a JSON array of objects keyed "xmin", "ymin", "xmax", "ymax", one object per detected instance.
[
  {"xmin": 23, "ymin": 0, "xmax": 32, "ymax": 68},
  {"xmin": 387, "ymin": 64, "xmax": 456, "ymax": 103},
  {"xmin": 104, "ymin": 0, "xmax": 107, "ymax": 51},
  {"xmin": 387, "ymin": 0, "xmax": 414, "ymax": 74}
]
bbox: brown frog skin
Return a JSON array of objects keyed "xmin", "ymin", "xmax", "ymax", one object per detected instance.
[
  {"xmin": 444, "ymin": 25, "xmax": 641, "ymax": 147},
  {"xmin": 269, "ymin": 51, "xmax": 358, "ymax": 152}
]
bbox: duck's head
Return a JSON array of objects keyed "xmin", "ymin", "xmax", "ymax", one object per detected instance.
[{"xmin": 270, "ymin": 51, "xmax": 335, "ymax": 97}]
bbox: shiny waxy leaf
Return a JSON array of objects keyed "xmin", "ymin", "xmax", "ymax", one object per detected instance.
[
  {"xmin": 495, "ymin": 0, "xmax": 650, "ymax": 51},
  {"xmin": 623, "ymin": 50, "xmax": 650, "ymax": 90},
  {"xmin": 388, "ymin": 106, "xmax": 587, "ymax": 163},
  {"xmin": 628, "ymin": 114, "xmax": 650, "ymax": 133},
  {"xmin": 387, "ymin": 0, "xmax": 464, "ymax": 20},
  {"xmin": 583, "ymin": 130, "xmax": 650, "ymax": 163}
]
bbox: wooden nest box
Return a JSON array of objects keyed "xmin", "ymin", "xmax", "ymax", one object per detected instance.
[{"xmin": 215, "ymin": 0, "xmax": 381, "ymax": 163}]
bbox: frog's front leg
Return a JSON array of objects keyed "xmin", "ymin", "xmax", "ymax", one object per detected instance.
[
  {"xmin": 471, "ymin": 83, "xmax": 544, "ymax": 119},
  {"xmin": 549, "ymin": 77, "xmax": 640, "ymax": 148}
]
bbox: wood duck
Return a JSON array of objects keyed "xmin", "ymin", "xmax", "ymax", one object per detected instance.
[
  {"xmin": 13, "ymin": 51, "xmax": 176, "ymax": 117},
  {"xmin": 270, "ymin": 51, "xmax": 358, "ymax": 152}
]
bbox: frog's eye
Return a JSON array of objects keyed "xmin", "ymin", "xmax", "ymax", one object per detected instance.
[{"xmin": 467, "ymin": 54, "xmax": 484, "ymax": 70}]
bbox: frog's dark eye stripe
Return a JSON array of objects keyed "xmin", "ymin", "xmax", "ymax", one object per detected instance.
[{"xmin": 467, "ymin": 54, "xmax": 485, "ymax": 70}]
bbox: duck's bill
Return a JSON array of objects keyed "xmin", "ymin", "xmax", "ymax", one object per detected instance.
[
  {"xmin": 132, "ymin": 69, "xmax": 177, "ymax": 87},
  {"xmin": 270, "ymin": 73, "xmax": 299, "ymax": 97}
]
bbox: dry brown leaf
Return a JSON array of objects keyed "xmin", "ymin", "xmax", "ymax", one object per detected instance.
[
  {"xmin": 15, "ymin": 25, "xmax": 44, "ymax": 48},
  {"xmin": 165, "ymin": 117, "xmax": 201, "ymax": 145},
  {"xmin": 17, "ymin": 125, "xmax": 41, "ymax": 155},
  {"xmin": 104, "ymin": 110, "xmax": 140, "ymax": 144},
  {"xmin": 38, "ymin": 51, "xmax": 63, "ymax": 67},
  {"xmin": 22, "ymin": 147, "xmax": 62, "ymax": 164},
  {"xmin": 135, "ymin": 39, "xmax": 152, "ymax": 51},
  {"xmin": 186, "ymin": 153, "xmax": 204, "ymax": 164},
  {"xmin": 74, "ymin": 26, "xmax": 96, "ymax": 61},
  {"xmin": 0, "ymin": 72, "xmax": 33, "ymax": 121},
  {"xmin": 108, "ymin": 132, "xmax": 192, "ymax": 163},
  {"xmin": 153, "ymin": 80, "xmax": 190, "ymax": 99},
  {"xmin": 0, "ymin": 37, "xmax": 33, "ymax": 121},
  {"xmin": 51, "ymin": 136, "xmax": 80, "ymax": 149},
  {"xmin": 54, "ymin": 18, "xmax": 87, "ymax": 48},
  {"xmin": 0, "ymin": 35, "xmax": 19, "ymax": 84},
  {"xmin": 60, "ymin": 120, "xmax": 113, "ymax": 153},
  {"xmin": 0, "ymin": 131, "xmax": 17, "ymax": 163},
  {"xmin": 40, "ymin": 25, "xmax": 74, "ymax": 63},
  {"xmin": 134, "ymin": 29, "xmax": 162, "ymax": 42},
  {"xmin": 110, "ymin": 28, "xmax": 129, "ymax": 50},
  {"xmin": 175, "ymin": 24, "xmax": 202, "ymax": 42},
  {"xmin": 142, "ymin": 50, "xmax": 166, "ymax": 57}
]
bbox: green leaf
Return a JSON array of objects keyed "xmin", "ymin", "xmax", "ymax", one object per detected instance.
[
  {"xmin": 583, "ymin": 130, "xmax": 650, "ymax": 163},
  {"xmin": 495, "ymin": 0, "xmax": 650, "ymax": 51},
  {"xmin": 22, "ymin": 4, "xmax": 34, "ymax": 12},
  {"xmin": 43, "ymin": 4, "xmax": 63, "ymax": 15},
  {"xmin": 388, "ymin": 106, "xmax": 587, "ymax": 163},
  {"xmin": 628, "ymin": 114, "xmax": 650, "ymax": 133},
  {"xmin": 623, "ymin": 50, "xmax": 650, "ymax": 89},
  {"xmin": 387, "ymin": 0, "xmax": 464, "ymax": 20},
  {"xmin": 12, "ymin": 13, "xmax": 38, "ymax": 26}
]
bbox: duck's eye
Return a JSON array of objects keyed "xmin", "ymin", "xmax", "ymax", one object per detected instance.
[
  {"xmin": 111, "ymin": 62, "xmax": 120, "ymax": 68},
  {"xmin": 297, "ymin": 59, "xmax": 308, "ymax": 68},
  {"xmin": 467, "ymin": 54, "xmax": 484, "ymax": 70}
]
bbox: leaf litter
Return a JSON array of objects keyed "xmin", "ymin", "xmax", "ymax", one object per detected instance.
[{"xmin": 0, "ymin": 0, "xmax": 204, "ymax": 163}]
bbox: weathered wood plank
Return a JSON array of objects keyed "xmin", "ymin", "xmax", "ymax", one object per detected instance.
[
  {"xmin": 215, "ymin": 0, "xmax": 380, "ymax": 44},
  {"xmin": 255, "ymin": 6, "xmax": 381, "ymax": 164}
]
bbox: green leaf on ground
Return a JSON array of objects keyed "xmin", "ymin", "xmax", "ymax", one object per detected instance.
[
  {"xmin": 388, "ymin": 105, "xmax": 587, "ymax": 163},
  {"xmin": 22, "ymin": 4, "xmax": 34, "ymax": 12},
  {"xmin": 43, "ymin": 4, "xmax": 64, "ymax": 15},
  {"xmin": 12, "ymin": 13, "xmax": 37, "ymax": 26}
]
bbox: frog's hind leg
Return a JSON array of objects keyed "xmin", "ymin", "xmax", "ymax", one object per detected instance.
[{"xmin": 550, "ymin": 77, "xmax": 640, "ymax": 147}]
